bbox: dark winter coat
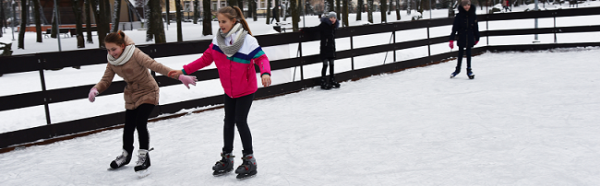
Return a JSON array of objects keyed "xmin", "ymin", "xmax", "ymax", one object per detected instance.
[
  {"xmin": 449, "ymin": 5, "xmax": 480, "ymax": 48},
  {"xmin": 304, "ymin": 17, "xmax": 339, "ymax": 60}
]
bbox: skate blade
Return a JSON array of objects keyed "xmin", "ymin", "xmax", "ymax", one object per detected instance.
[
  {"xmin": 136, "ymin": 169, "xmax": 151, "ymax": 178},
  {"xmin": 236, "ymin": 170, "xmax": 257, "ymax": 180},
  {"xmin": 212, "ymin": 171, "xmax": 231, "ymax": 177}
]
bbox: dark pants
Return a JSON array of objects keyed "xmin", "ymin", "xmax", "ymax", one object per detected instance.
[
  {"xmin": 455, "ymin": 47, "xmax": 472, "ymax": 72},
  {"xmin": 270, "ymin": 17, "xmax": 277, "ymax": 23},
  {"xmin": 123, "ymin": 104, "xmax": 155, "ymax": 153},
  {"xmin": 223, "ymin": 93, "xmax": 255, "ymax": 155},
  {"xmin": 322, "ymin": 58, "xmax": 335, "ymax": 79}
]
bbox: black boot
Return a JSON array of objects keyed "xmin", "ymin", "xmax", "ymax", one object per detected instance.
[
  {"xmin": 467, "ymin": 68, "xmax": 475, "ymax": 79},
  {"xmin": 450, "ymin": 67, "xmax": 461, "ymax": 78},
  {"xmin": 235, "ymin": 154, "xmax": 257, "ymax": 179},
  {"xmin": 330, "ymin": 76, "xmax": 340, "ymax": 88},
  {"xmin": 212, "ymin": 152, "xmax": 235, "ymax": 176},
  {"xmin": 320, "ymin": 77, "xmax": 331, "ymax": 90}
]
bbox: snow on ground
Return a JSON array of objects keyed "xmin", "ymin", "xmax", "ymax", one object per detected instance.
[{"xmin": 1, "ymin": 47, "xmax": 600, "ymax": 185}]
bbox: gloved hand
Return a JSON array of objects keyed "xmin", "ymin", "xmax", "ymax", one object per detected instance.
[
  {"xmin": 168, "ymin": 70, "xmax": 183, "ymax": 79},
  {"xmin": 449, "ymin": 40, "xmax": 454, "ymax": 49},
  {"xmin": 475, "ymin": 40, "xmax": 479, "ymax": 45},
  {"xmin": 88, "ymin": 87, "xmax": 99, "ymax": 102},
  {"xmin": 179, "ymin": 74, "xmax": 197, "ymax": 89}
]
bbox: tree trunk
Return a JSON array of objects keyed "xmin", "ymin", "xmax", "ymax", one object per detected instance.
[
  {"xmin": 84, "ymin": 0, "xmax": 93, "ymax": 43},
  {"xmin": 165, "ymin": 0, "xmax": 170, "ymax": 25},
  {"xmin": 175, "ymin": 0, "xmax": 183, "ymax": 41},
  {"xmin": 381, "ymin": 0, "xmax": 387, "ymax": 23},
  {"xmin": 227, "ymin": 0, "xmax": 235, "ymax": 6},
  {"xmin": 71, "ymin": 0, "xmax": 85, "ymax": 48},
  {"xmin": 290, "ymin": 0, "xmax": 298, "ymax": 31},
  {"xmin": 150, "ymin": 0, "xmax": 165, "ymax": 43},
  {"xmin": 275, "ymin": 0, "xmax": 280, "ymax": 22},
  {"xmin": 202, "ymin": 0, "xmax": 211, "ymax": 35},
  {"xmin": 357, "ymin": 0, "xmax": 362, "ymax": 20},
  {"xmin": 18, "ymin": 0, "xmax": 28, "ymax": 49},
  {"xmin": 407, "ymin": 0, "xmax": 411, "ymax": 15},
  {"xmin": 266, "ymin": 0, "xmax": 271, "ymax": 24},
  {"xmin": 145, "ymin": 0, "xmax": 152, "ymax": 41},
  {"xmin": 193, "ymin": 0, "xmax": 199, "ymax": 24},
  {"xmin": 32, "ymin": 0, "xmax": 42, "ymax": 42},
  {"xmin": 395, "ymin": 0, "xmax": 401, "ymax": 20},
  {"xmin": 326, "ymin": 0, "xmax": 333, "ymax": 12},
  {"xmin": 252, "ymin": 0, "xmax": 257, "ymax": 21},
  {"xmin": 336, "ymin": 0, "xmax": 340, "ymax": 19},
  {"xmin": 0, "ymin": 0, "xmax": 5, "ymax": 37},
  {"xmin": 247, "ymin": 0, "xmax": 252, "ymax": 18},
  {"xmin": 97, "ymin": 0, "xmax": 108, "ymax": 48},
  {"xmin": 388, "ymin": 0, "xmax": 392, "ymax": 15},
  {"xmin": 112, "ymin": 0, "xmax": 121, "ymax": 32},
  {"xmin": 343, "ymin": 0, "xmax": 348, "ymax": 27},
  {"xmin": 367, "ymin": 0, "xmax": 373, "ymax": 23}
]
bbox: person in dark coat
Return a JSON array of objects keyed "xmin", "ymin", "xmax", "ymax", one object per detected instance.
[
  {"xmin": 270, "ymin": 6, "xmax": 279, "ymax": 24},
  {"xmin": 449, "ymin": 0, "xmax": 480, "ymax": 79},
  {"xmin": 302, "ymin": 12, "xmax": 340, "ymax": 89}
]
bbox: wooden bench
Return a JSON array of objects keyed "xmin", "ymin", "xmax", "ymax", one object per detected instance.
[{"xmin": 44, "ymin": 28, "xmax": 73, "ymax": 38}]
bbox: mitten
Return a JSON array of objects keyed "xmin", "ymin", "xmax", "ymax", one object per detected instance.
[
  {"xmin": 88, "ymin": 87, "xmax": 99, "ymax": 102},
  {"xmin": 449, "ymin": 40, "xmax": 454, "ymax": 49},
  {"xmin": 179, "ymin": 75, "xmax": 197, "ymax": 89}
]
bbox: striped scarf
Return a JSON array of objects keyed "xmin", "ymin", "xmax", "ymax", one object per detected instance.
[{"xmin": 217, "ymin": 23, "xmax": 247, "ymax": 57}]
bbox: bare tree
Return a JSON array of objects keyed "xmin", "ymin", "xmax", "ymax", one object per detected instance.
[
  {"xmin": 32, "ymin": 0, "xmax": 42, "ymax": 42},
  {"xmin": 326, "ymin": 0, "xmax": 333, "ymax": 12},
  {"xmin": 71, "ymin": 0, "xmax": 85, "ymax": 48},
  {"xmin": 381, "ymin": 0, "xmax": 387, "ymax": 23},
  {"xmin": 166, "ymin": 0, "xmax": 170, "ymax": 26},
  {"xmin": 150, "ymin": 0, "xmax": 166, "ymax": 43},
  {"xmin": 274, "ymin": 0, "xmax": 280, "ymax": 22},
  {"xmin": 1, "ymin": 0, "xmax": 5, "ymax": 37},
  {"xmin": 237, "ymin": 0, "xmax": 243, "ymax": 15},
  {"xmin": 266, "ymin": 0, "xmax": 271, "ymax": 24},
  {"xmin": 193, "ymin": 0, "xmax": 199, "ymax": 24},
  {"xmin": 342, "ymin": 0, "xmax": 348, "ymax": 27},
  {"xmin": 357, "ymin": 0, "xmax": 363, "ymax": 20},
  {"xmin": 145, "ymin": 0, "xmax": 152, "ymax": 41},
  {"xmin": 175, "ymin": 0, "xmax": 182, "ymax": 41},
  {"xmin": 18, "ymin": 0, "xmax": 28, "ymax": 49},
  {"xmin": 336, "ymin": 0, "xmax": 340, "ymax": 19},
  {"xmin": 252, "ymin": 0, "xmax": 257, "ymax": 21},
  {"xmin": 202, "ymin": 0, "xmax": 211, "ymax": 35},
  {"xmin": 367, "ymin": 0, "xmax": 373, "ymax": 23},
  {"xmin": 290, "ymin": 0, "xmax": 298, "ymax": 31},
  {"xmin": 85, "ymin": 0, "xmax": 93, "ymax": 43},
  {"xmin": 396, "ymin": 0, "xmax": 401, "ymax": 20},
  {"xmin": 112, "ymin": 0, "xmax": 121, "ymax": 32}
]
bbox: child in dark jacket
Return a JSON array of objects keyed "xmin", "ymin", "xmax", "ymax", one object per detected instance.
[
  {"xmin": 303, "ymin": 12, "xmax": 340, "ymax": 89},
  {"xmin": 449, "ymin": 0, "xmax": 480, "ymax": 79}
]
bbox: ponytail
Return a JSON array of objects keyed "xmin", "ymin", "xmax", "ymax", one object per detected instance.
[
  {"xmin": 217, "ymin": 6, "xmax": 253, "ymax": 36},
  {"xmin": 105, "ymin": 30, "xmax": 127, "ymax": 46}
]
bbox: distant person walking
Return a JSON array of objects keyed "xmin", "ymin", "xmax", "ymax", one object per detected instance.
[
  {"xmin": 449, "ymin": 0, "xmax": 480, "ymax": 79},
  {"xmin": 270, "ymin": 6, "xmax": 279, "ymax": 24}
]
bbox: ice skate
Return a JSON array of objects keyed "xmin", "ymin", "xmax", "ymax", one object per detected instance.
[
  {"xmin": 235, "ymin": 154, "xmax": 257, "ymax": 179},
  {"xmin": 108, "ymin": 149, "xmax": 132, "ymax": 170},
  {"xmin": 134, "ymin": 149, "xmax": 152, "ymax": 177},
  {"xmin": 212, "ymin": 152, "xmax": 235, "ymax": 176}
]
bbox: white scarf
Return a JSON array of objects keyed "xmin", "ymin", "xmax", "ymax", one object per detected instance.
[
  {"xmin": 217, "ymin": 23, "xmax": 247, "ymax": 57},
  {"xmin": 107, "ymin": 45, "xmax": 136, "ymax": 66}
]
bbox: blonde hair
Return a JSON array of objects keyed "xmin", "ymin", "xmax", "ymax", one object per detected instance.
[{"xmin": 217, "ymin": 6, "xmax": 253, "ymax": 36}]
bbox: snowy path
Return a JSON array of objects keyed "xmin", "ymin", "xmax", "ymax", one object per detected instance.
[{"xmin": 2, "ymin": 48, "xmax": 600, "ymax": 185}]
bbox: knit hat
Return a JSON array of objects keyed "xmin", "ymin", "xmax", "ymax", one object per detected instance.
[
  {"xmin": 327, "ymin": 12, "xmax": 337, "ymax": 19},
  {"xmin": 461, "ymin": 0, "xmax": 471, "ymax": 6}
]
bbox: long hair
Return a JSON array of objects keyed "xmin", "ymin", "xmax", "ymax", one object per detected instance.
[
  {"xmin": 217, "ymin": 6, "xmax": 253, "ymax": 36},
  {"xmin": 104, "ymin": 30, "xmax": 126, "ymax": 46}
]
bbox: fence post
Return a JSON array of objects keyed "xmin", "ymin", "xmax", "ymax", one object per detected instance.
[
  {"xmin": 486, "ymin": 15, "xmax": 489, "ymax": 45},
  {"xmin": 393, "ymin": 30, "xmax": 396, "ymax": 62},
  {"xmin": 38, "ymin": 57, "xmax": 52, "ymax": 125},
  {"xmin": 553, "ymin": 11, "xmax": 557, "ymax": 43},
  {"xmin": 350, "ymin": 35, "xmax": 354, "ymax": 70},
  {"xmin": 427, "ymin": 21, "xmax": 431, "ymax": 58}
]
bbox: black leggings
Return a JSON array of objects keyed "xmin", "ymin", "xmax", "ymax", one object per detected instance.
[
  {"xmin": 322, "ymin": 58, "xmax": 335, "ymax": 78},
  {"xmin": 223, "ymin": 93, "xmax": 255, "ymax": 155},
  {"xmin": 123, "ymin": 104, "xmax": 155, "ymax": 153},
  {"xmin": 456, "ymin": 47, "xmax": 472, "ymax": 70}
]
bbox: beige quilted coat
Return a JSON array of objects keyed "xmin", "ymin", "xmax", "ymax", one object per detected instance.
[{"xmin": 94, "ymin": 36, "xmax": 175, "ymax": 110}]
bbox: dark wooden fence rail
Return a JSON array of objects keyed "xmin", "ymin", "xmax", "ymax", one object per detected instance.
[{"xmin": 1, "ymin": 7, "xmax": 600, "ymax": 149}]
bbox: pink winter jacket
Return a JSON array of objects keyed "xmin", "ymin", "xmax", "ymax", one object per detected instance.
[{"xmin": 182, "ymin": 34, "xmax": 271, "ymax": 98}]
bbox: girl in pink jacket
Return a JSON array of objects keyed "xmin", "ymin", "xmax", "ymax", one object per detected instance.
[{"xmin": 168, "ymin": 6, "xmax": 271, "ymax": 179}]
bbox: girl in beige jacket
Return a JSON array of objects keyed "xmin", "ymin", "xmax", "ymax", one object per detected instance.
[{"xmin": 88, "ymin": 30, "xmax": 197, "ymax": 174}]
